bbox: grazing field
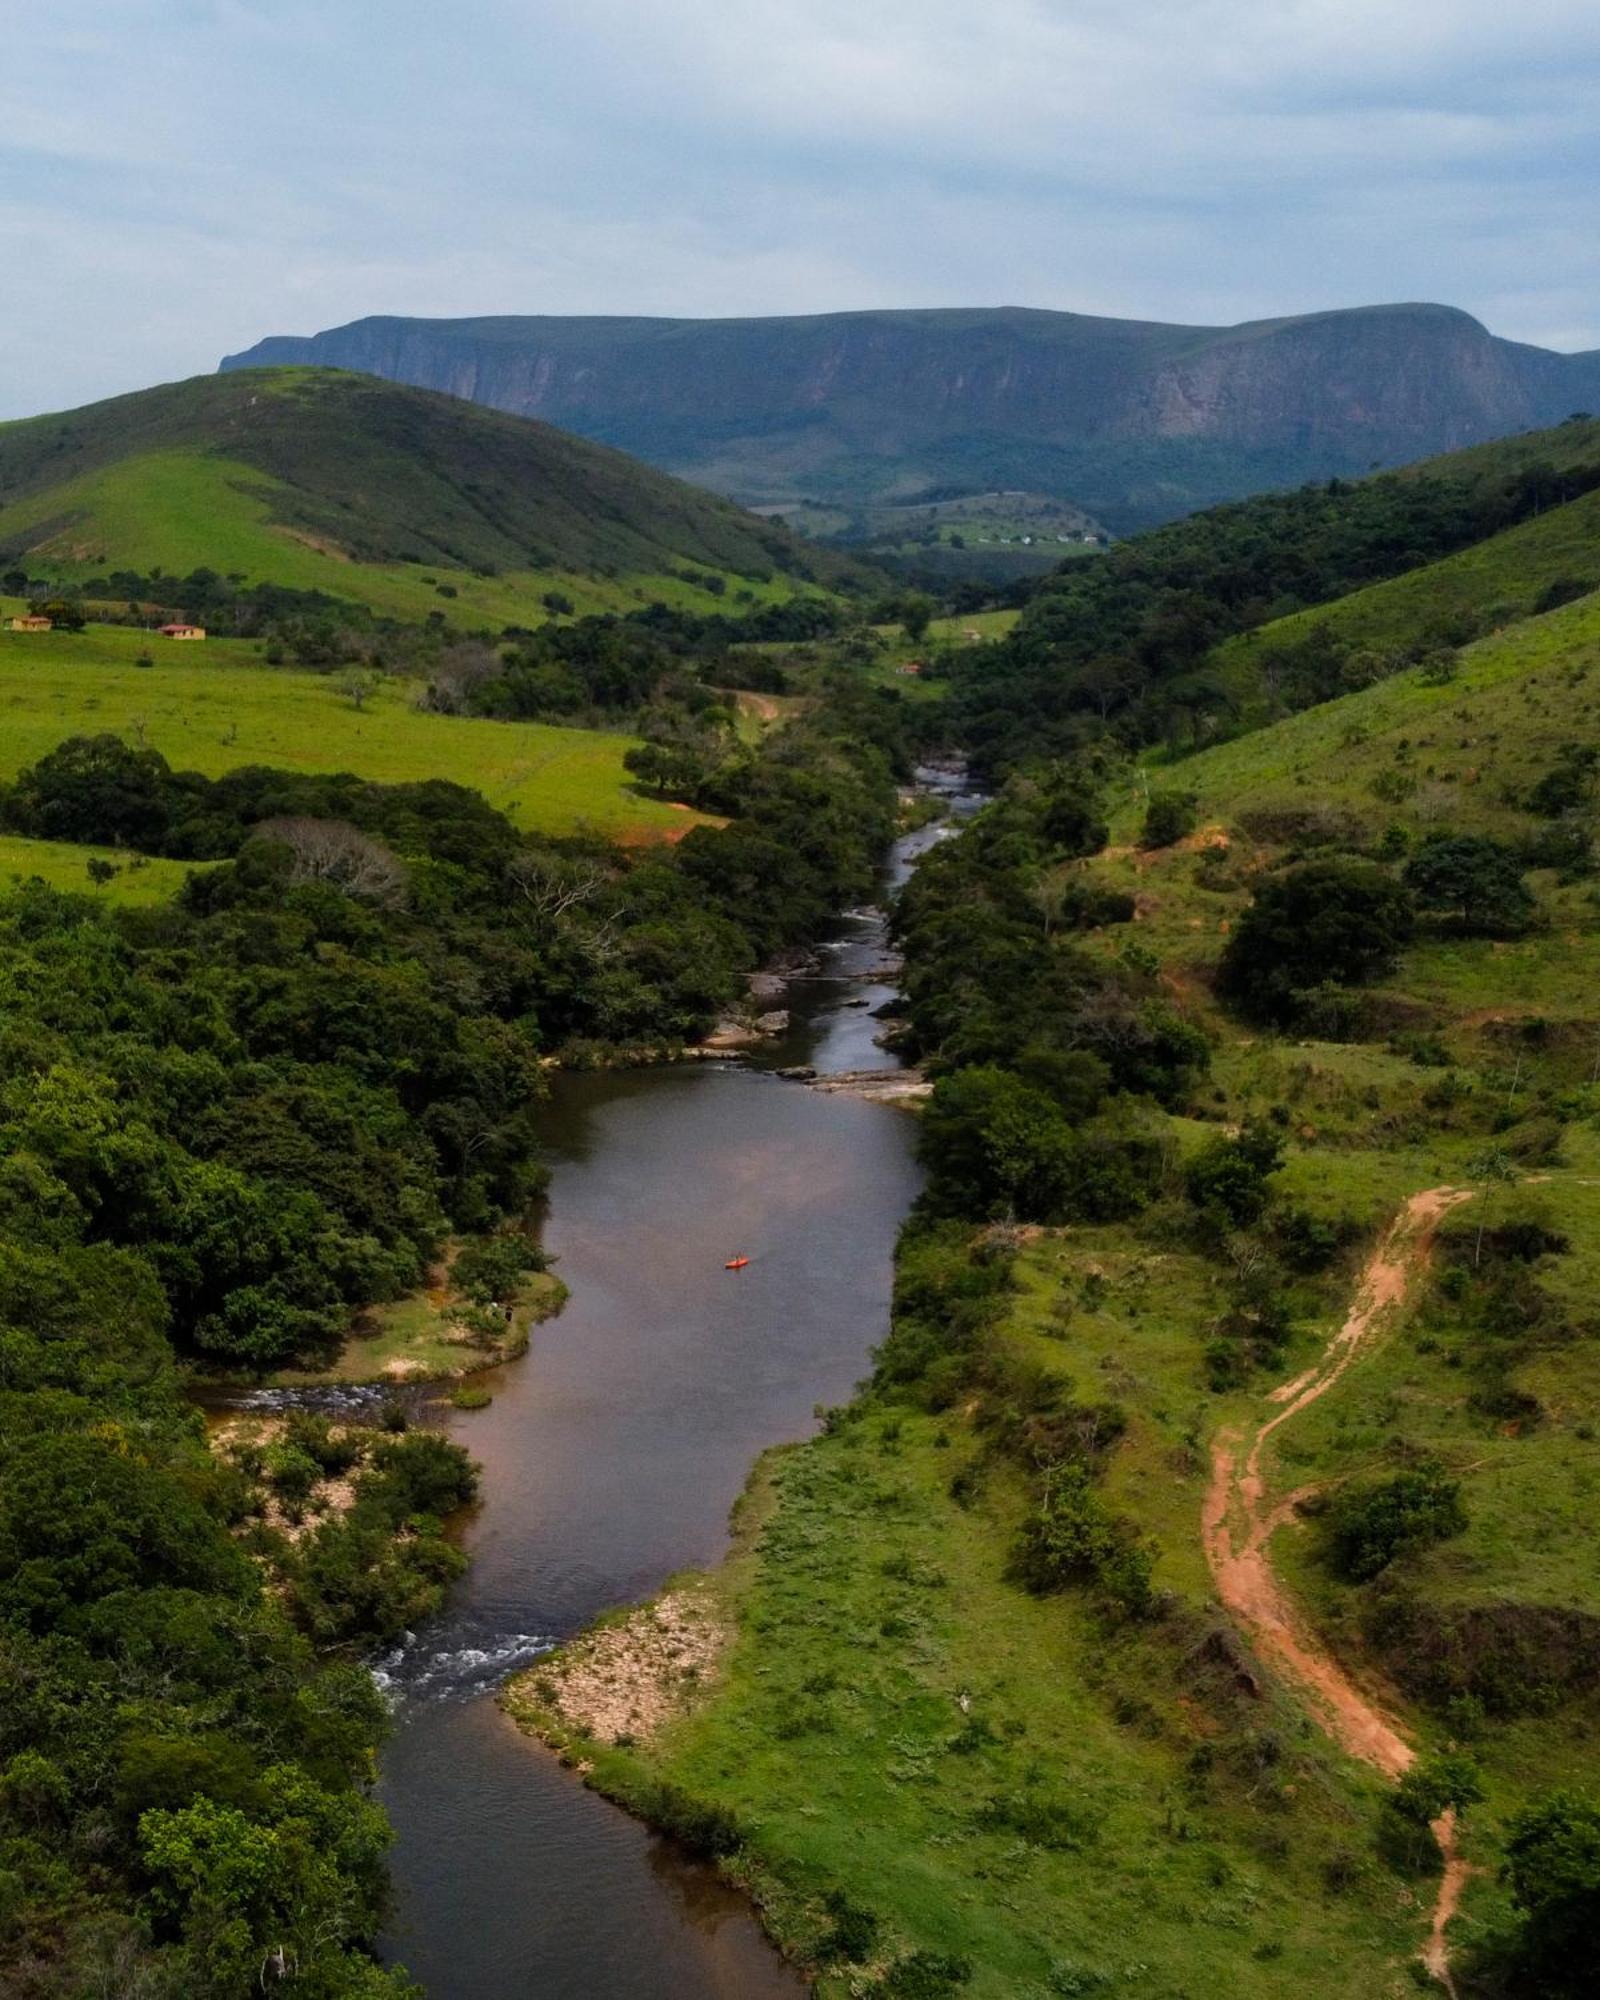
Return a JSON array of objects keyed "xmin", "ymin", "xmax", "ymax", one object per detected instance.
[
  {"xmin": 0, "ymin": 621, "xmax": 711, "ymax": 839},
  {"xmin": 1212, "ymin": 485, "xmax": 1600, "ymax": 703},
  {"xmin": 0, "ymin": 831, "xmax": 206, "ymax": 903}
]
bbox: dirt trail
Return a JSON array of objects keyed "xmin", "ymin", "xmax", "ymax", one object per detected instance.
[{"xmin": 1202, "ymin": 1187, "xmax": 1475, "ymax": 1987}]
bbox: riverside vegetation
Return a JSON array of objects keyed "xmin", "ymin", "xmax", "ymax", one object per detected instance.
[
  {"xmin": 508, "ymin": 419, "xmax": 1600, "ymax": 1998},
  {"xmin": 0, "ymin": 585, "xmax": 911, "ymax": 1994}
]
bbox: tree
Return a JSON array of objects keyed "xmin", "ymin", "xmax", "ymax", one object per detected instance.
[
  {"xmin": 1139, "ymin": 790, "xmax": 1198, "ymax": 849},
  {"xmin": 1185, "ymin": 1121, "xmax": 1284, "ymax": 1228},
  {"xmin": 918, "ymin": 1067, "xmax": 1077, "ymax": 1221},
  {"xmin": 250, "ymin": 817, "xmax": 407, "ymax": 906},
  {"xmin": 425, "ymin": 643, "xmax": 500, "ymax": 715},
  {"xmin": 1403, "ymin": 833, "xmax": 1534, "ymax": 936},
  {"xmin": 1218, "ymin": 858, "xmax": 1415, "ymax": 1024},
  {"xmin": 9, "ymin": 732, "xmax": 176, "ymax": 848},
  {"xmin": 1391, "ymin": 1752, "xmax": 1484, "ymax": 1825},
  {"xmin": 1501, "ymin": 1791, "xmax": 1600, "ymax": 1995},
  {"xmin": 900, "ymin": 593, "xmax": 936, "ymax": 644},
  {"xmin": 335, "ymin": 666, "xmax": 384, "ymax": 711},
  {"xmin": 36, "ymin": 596, "xmax": 86, "ymax": 631}
]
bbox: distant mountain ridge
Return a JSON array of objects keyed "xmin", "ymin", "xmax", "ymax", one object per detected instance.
[{"xmin": 222, "ymin": 304, "xmax": 1600, "ymax": 532}]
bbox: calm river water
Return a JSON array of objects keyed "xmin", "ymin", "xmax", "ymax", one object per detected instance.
[{"xmin": 373, "ymin": 803, "xmax": 966, "ymax": 1997}]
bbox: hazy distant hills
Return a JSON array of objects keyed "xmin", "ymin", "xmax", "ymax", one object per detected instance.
[{"xmin": 223, "ymin": 304, "xmax": 1600, "ymax": 533}]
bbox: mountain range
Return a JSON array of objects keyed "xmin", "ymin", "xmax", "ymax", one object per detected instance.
[{"xmin": 223, "ymin": 303, "xmax": 1600, "ymax": 532}]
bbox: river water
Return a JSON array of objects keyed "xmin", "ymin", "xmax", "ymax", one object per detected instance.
[{"xmin": 373, "ymin": 800, "xmax": 967, "ymax": 1997}]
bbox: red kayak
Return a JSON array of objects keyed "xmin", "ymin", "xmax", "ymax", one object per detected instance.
[{"xmin": 724, "ymin": 1256, "xmax": 750, "ymax": 1271}]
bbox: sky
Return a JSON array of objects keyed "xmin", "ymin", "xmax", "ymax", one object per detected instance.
[{"xmin": 3, "ymin": 0, "xmax": 1600, "ymax": 418}]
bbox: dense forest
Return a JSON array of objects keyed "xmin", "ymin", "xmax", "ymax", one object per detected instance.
[{"xmin": 0, "ymin": 669, "xmax": 907, "ymax": 1996}]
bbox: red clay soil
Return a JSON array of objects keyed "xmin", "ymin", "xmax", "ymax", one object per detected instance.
[{"xmin": 1202, "ymin": 1187, "xmax": 1476, "ymax": 1989}]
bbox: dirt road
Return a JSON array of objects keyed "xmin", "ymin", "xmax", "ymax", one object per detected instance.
[{"xmin": 1202, "ymin": 1187, "xmax": 1474, "ymax": 1987}]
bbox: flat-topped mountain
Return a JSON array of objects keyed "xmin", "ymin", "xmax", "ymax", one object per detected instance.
[{"xmin": 223, "ymin": 304, "xmax": 1600, "ymax": 531}]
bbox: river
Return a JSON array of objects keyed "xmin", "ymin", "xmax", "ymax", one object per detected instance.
[{"xmin": 373, "ymin": 795, "xmax": 969, "ymax": 1997}]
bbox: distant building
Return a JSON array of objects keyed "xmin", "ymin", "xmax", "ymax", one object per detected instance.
[
  {"xmin": 897, "ymin": 660, "xmax": 923, "ymax": 676},
  {"xmin": 158, "ymin": 623, "xmax": 206, "ymax": 641},
  {"xmin": 9, "ymin": 615, "xmax": 52, "ymax": 632}
]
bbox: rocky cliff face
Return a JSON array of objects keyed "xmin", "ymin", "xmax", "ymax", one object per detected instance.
[{"xmin": 223, "ymin": 305, "xmax": 1600, "ymax": 531}]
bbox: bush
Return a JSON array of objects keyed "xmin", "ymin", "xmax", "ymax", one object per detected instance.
[
  {"xmin": 1139, "ymin": 791, "xmax": 1197, "ymax": 849},
  {"xmin": 1328, "ymin": 1462, "xmax": 1466, "ymax": 1580},
  {"xmin": 1010, "ymin": 1463, "xmax": 1153, "ymax": 1616}
]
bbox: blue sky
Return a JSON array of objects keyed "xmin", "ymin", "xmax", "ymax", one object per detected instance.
[{"xmin": 3, "ymin": 0, "xmax": 1600, "ymax": 417}]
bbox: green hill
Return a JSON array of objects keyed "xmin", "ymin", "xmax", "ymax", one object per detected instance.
[
  {"xmin": 955, "ymin": 415, "xmax": 1600, "ymax": 775},
  {"xmin": 0, "ymin": 369, "xmax": 864, "ymax": 627},
  {"xmin": 1168, "ymin": 583, "xmax": 1600, "ymax": 854}
]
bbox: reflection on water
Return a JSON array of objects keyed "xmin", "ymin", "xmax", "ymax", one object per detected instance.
[{"xmin": 372, "ymin": 819, "xmax": 951, "ymax": 1997}]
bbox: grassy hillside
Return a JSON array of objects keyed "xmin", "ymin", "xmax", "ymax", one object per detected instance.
[
  {"xmin": 0, "ymin": 831, "xmax": 204, "ymax": 903},
  {"xmin": 1136, "ymin": 585, "xmax": 1600, "ymax": 854},
  {"xmin": 1212, "ymin": 485, "xmax": 1600, "ymax": 704},
  {"xmin": 0, "ymin": 616, "xmax": 708, "ymax": 840},
  {"xmin": 0, "ymin": 369, "xmax": 861, "ymax": 627},
  {"xmin": 956, "ymin": 415, "xmax": 1600, "ymax": 776}
]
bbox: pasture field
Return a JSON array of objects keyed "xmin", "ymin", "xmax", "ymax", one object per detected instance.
[
  {"xmin": 0, "ymin": 619, "xmax": 710, "ymax": 839},
  {"xmin": 1209, "ymin": 486, "xmax": 1600, "ymax": 708},
  {"xmin": 0, "ymin": 831, "xmax": 205, "ymax": 903},
  {"xmin": 2, "ymin": 450, "xmax": 814, "ymax": 630}
]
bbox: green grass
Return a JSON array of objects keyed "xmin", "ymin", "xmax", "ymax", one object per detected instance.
[
  {"xmin": 0, "ymin": 620, "xmax": 712, "ymax": 840},
  {"xmin": 514, "ymin": 1258, "xmax": 1432, "ymax": 1998},
  {"xmin": 0, "ymin": 368, "xmax": 864, "ymax": 628},
  {"xmin": 0, "ymin": 831, "xmax": 204, "ymax": 904},
  {"xmin": 1211, "ymin": 485, "xmax": 1600, "ymax": 702},
  {"xmin": 267, "ymin": 1267, "xmax": 568, "ymax": 1387},
  {"xmin": 927, "ymin": 608, "xmax": 1021, "ymax": 643}
]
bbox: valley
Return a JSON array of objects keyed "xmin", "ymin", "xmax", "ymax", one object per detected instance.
[{"xmin": 0, "ymin": 362, "xmax": 1594, "ymax": 2000}]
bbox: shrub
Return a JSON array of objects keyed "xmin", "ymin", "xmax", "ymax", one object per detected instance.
[
  {"xmin": 1139, "ymin": 791, "xmax": 1198, "ymax": 849},
  {"xmin": 1328, "ymin": 1462, "xmax": 1466, "ymax": 1580},
  {"xmin": 1010, "ymin": 1463, "xmax": 1153, "ymax": 1616}
]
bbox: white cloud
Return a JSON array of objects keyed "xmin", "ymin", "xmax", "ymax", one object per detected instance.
[{"xmin": 0, "ymin": 0, "xmax": 1597, "ymax": 415}]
